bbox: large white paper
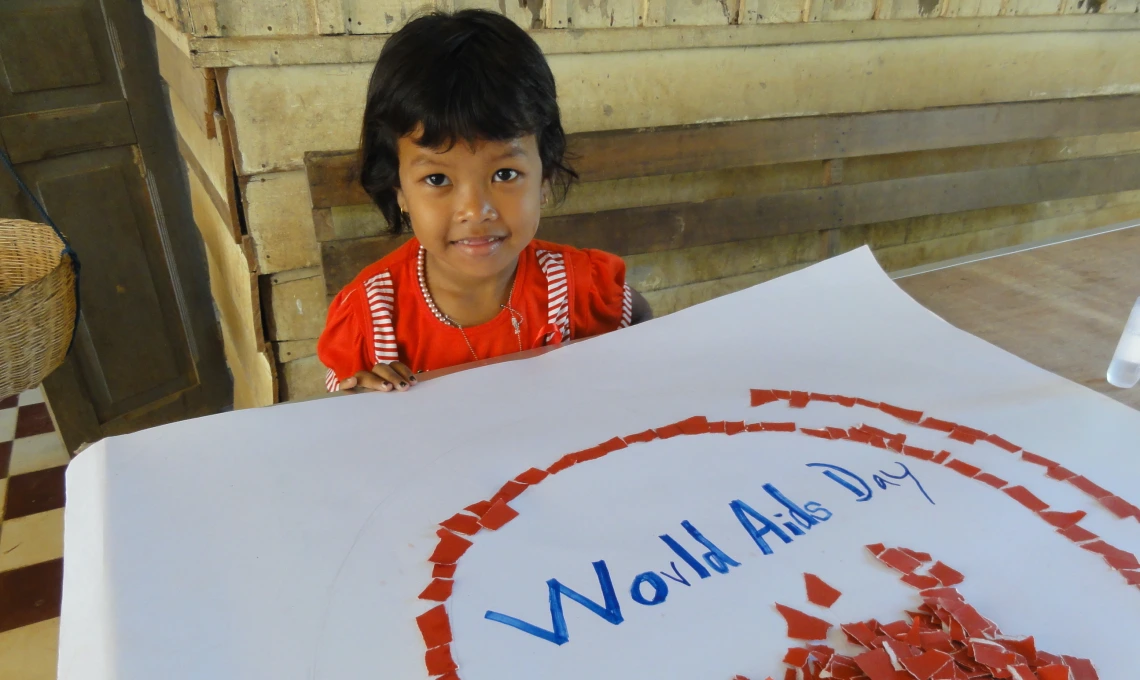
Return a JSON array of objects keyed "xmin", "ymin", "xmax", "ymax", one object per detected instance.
[{"xmin": 59, "ymin": 247, "xmax": 1140, "ymax": 680}]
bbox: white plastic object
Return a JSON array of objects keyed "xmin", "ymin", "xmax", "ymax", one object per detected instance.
[{"xmin": 1107, "ymin": 296, "xmax": 1140, "ymax": 388}]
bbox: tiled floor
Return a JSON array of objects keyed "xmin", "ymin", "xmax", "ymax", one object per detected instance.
[{"xmin": 0, "ymin": 387, "xmax": 68, "ymax": 680}]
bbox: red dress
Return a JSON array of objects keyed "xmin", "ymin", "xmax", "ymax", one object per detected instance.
[{"xmin": 317, "ymin": 238, "xmax": 633, "ymax": 390}]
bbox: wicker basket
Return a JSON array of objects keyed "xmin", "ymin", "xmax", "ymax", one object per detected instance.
[{"xmin": 0, "ymin": 218, "xmax": 78, "ymax": 399}]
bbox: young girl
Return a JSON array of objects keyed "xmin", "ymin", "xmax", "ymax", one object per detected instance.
[{"xmin": 318, "ymin": 9, "xmax": 652, "ymax": 393}]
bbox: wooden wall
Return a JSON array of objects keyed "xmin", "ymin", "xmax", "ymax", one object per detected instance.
[{"xmin": 144, "ymin": 2, "xmax": 1140, "ymax": 406}]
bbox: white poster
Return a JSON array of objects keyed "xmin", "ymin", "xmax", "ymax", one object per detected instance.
[{"xmin": 58, "ymin": 248, "xmax": 1140, "ymax": 680}]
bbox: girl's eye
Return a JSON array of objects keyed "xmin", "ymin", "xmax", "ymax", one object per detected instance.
[
  {"xmin": 424, "ymin": 174, "xmax": 449, "ymax": 187},
  {"xmin": 493, "ymin": 169, "xmax": 519, "ymax": 182}
]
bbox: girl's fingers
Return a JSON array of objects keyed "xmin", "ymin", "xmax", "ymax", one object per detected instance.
[
  {"xmin": 355, "ymin": 370, "xmax": 394, "ymax": 392},
  {"xmin": 371, "ymin": 363, "xmax": 411, "ymax": 391},
  {"xmin": 390, "ymin": 362, "xmax": 417, "ymax": 384},
  {"xmin": 338, "ymin": 376, "xmax": 358, "ymax": 390}
]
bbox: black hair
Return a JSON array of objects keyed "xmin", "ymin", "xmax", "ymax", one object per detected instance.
[{"xmin": 359, "ymin": 9, "xmax": 577, "ymax": 234}]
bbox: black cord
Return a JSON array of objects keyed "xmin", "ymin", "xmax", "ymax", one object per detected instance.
[{"xmin": 1, "ymin": 147, "xmax": 82, "ymax": 351}]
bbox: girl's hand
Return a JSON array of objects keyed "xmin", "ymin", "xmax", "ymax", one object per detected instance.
[{"xmin": 339, "ymin": 362, "xmax": 417, "ymax": 392}]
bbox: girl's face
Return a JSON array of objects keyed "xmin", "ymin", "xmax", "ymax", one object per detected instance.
[{"xmin": 395, "ymin": 131, "xmax": 546, "ymax": 284}]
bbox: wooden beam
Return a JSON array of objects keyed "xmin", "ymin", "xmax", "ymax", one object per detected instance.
[
  {"xmin": 153, "ymin": 22, "xmax": 217, "ymax": 138},
  {"xmin": 175, "ymin": 15, "xmax": 1140, "ymax": 67},
  {"xmin": 304, "ymin": 96, "xmax": 1140, "ymax": 208}
]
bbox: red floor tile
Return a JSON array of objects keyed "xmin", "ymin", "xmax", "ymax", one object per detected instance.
[
  {"xmin": 0, "ymin": 558, "xmax": 63, "ymax": 633},
  {"xmin": 4, "ymin": 467, "xmax": 66, "ymax": 520}
]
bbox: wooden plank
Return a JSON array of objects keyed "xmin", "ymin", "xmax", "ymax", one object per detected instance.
[
  {"xmin": 169, "ymin": 91, "xmax": 239, "ymax": 238},
  {"xmin": 548, "ymin": 0, "xmax": 638, "ymax": 28},
  {"xmin": 220, "ymin": 31, "xmax": 1140, "ymax": 171},
  {"xmin": 738, "ymin": 0, "xmax": 804, "ymax": 21},
  {"xmin": 302, "ymin": 95, "xmax": 1140, "ymax": 202},
  {"xmin": 181, "ymin": 14, "xmax": 1140, "ymax": 67},
  {"xmin": 184, "ymin": 163, "xmax": 276, "ymax": 407},
  {"xmin": 643, "ymin": 262, "xmax": 812, "ymax": 316},
  {"xmin": 142, "ymin": 2, "xmax": 195, "ymax": 56},
  {"xmin": 839, "ymin": 189, "xmax": 1140, "ymax": 253},
  {"xmin": 241, "ymin": 170, "xmax": 322, "ymax": 273},
  {"xmin": 154, "ymin": 22, "xmax": 217, "ymax": 138},
  {"xmin": 279, "ymin": 354, "xmax": 327, "ymax": 401},
  {"xmin": 625, "ymin": 231, "xmax": 825, "ymax": 292},
  {"xmin": 340, "ymin": 0, "xmax": 413, "ymax": 34},
  {"xmin": 877, "ymin": 0, "xmax": 947, "ymax": 17},
  {"xmin": 322, "ymin": 234, "xmax": 412, "ymax": 294},
  {"xmin": 537, "ymin": 153, "xmax": 1140, "ymax": 256},
  {"xmin": 869, "ymin": 196, "xmax": 1140, "ymax": 272},
  {"xmin": 0, "ymin": 101, "xmax": 135, "ymax": 164},
  {"xmin": 264, "ymin": 271, "xmax": 330, "ymax": 340},
  {"xmin": 315, "ymin": 0, "xmax": 348, "ymax": 33},
  {"xmin": 210, "ymin": 0, "xmax": 318, "ymax": 36},
  {"xmin": 185, "ymin": 0, "xmax": 222, "ymax": 36},
  {"xmin": 322, "ymin": 204, "xmax": 389, "ymax": 241},
  {"xmin": 644, "ymin": 0, "xmax": 737, "ymax": 26},
  {"xmin": 809, "ymin": 0, "xmax": 875, "ymax": 21},
  {"xmin": 275, "ymin": 338, "xmax": 319, "ymax": 362}
]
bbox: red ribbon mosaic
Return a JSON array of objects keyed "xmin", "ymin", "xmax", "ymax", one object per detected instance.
[{"xmin": 413, "ymin": 390, "xmax": 1140, "ymax": 679}]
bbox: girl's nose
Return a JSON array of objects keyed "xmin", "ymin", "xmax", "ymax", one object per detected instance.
[{"xmin": 455, "ymin": 184, "xmax": 499, "ymax": 223}]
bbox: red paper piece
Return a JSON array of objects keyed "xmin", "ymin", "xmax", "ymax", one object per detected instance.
[
  {"xmin": 597, "ymin": 436, "xmax": 629, "ymax": 453},
  {"xmin": 853, "ymin": 648, "xmax": 910, "ymax": 680},
  {"xmin": 899, "ymin": 548, "xmax": 933, "ymax": 562},
  {"xmin": 432, "ymin": 563, "xmax": 456, "ymax": 578},
  {"xmin": 784, "ymin": 647, "xmax": 811, "ymax": 665},
  {"xmin": 1100, "ymin": 495, "xmax": 1140, "ymax": 520},
  {"xmin": 1008, "ymin": 664, "xmax": 1037, "ymax": 680},
  {"xmin": 430, "ymin": 531, "xmax": 473, "ymax": 564},
  {"xmin": 847, "ymin": 429, "xmax": 876, "ymax": 444},
  {"xmin": 919, "ymin": 417, "xmax": 956, "ymax": 432},
  {"xmin": 901, "ymin": 650, "xmax": 954, "ymax": 679},
  {"xmin": 979, "ymin": 432, "xmax": 1020, "ymax": 453},
  {"xmin": 1061, "ymin": 655, "xmax": 1100, "ymax": 680},
  {"xmin": 465, "ymin": 500, "xmax": 492, "ymax": 517},
  {"xmin": 515, "ymin": 467, "xmax": 549, "ymax": 485},
  {"xmin": 1081, "ymin": 540, "xmax": 1140, "ymax": 570},
  {"xmin": 902, "ymin": 445, "xmax": 936, "ymax": 461},
  {"xmin": 877, "ymin": 548, "xmax": 923, "ymax": 574},
  {"xmin": 859, "ymin": 424, "xmax": 893, "ymax": 438},
  {"xmin": 970, "ymin": 639, "xmax": 1018, "ymax": 669},
  {"xmin": 745, "ymin": 423, "xmax": 764, "ymax": 432},
  {"xmin": 788, "ymin": 391, "xmax": 811, "ymax": 408},
  {"xmin": 974, "ymin": 472, "xmax": 1008, "ymax": 489},
  {"xmin": 902, "ymin": 573, "xmax": 942, "ymax": 590},
  {"xmin": 707, "ymin": 420, "xmax": 727, "ymax": 433},
  {"xmin": 547, "ymin": 454, "xmax": 577, "ymax": 474},
  {"xmin": 425, "ymin": 644, "xmax": 458, "ymax": 675},
  {"xmin": 1046, "ymin": 465, "xmax": 1077, "ymax": 481},
  {"xmin": 416, "ymin": 604, "xmax": 453, "ymax": 648},
  {"xmin": 1039, "ymin": 510, "xmax": 1086, "ymax": 530},
  {"xmin": 571, "ymin": 446, "xmax": 608, "ymax": 464},
  {"xmin": 866, "ymin": 543, "xmax": 888, "ymax": 557},
  {"xmin": 725, "ymin": 421, "xmax": 747, "ymax": 435},
  {"xmin": 1068, "ymin": 476, "xmax": 1113, "ymax": 499},
  {"xmin": 842, "ymin": 621, "xmax": 879, "ymax": 648},
  {"xmin": 1116, "ymin": 569, "xmax": 1140, "ymax": 586},
  {"xmin": 1036, "ymin": 666, "xmax": 1073, "ymax": 680},
  {"xmin": 833, "ymin": 395, "xmax": 857, "ymax": 407},
  {"xmin": 479, "ymin": 499, "xmax": 520, "ymax": 531},
  {"xmin": 762, "ymin": 422, "xmax": 798, "ymax": 432},
  {"xmin": 1020, "ymin": 451, "xmax": 1060, "ymax": 468},
  {"xmin": 440, "ymin": 513, "xmax": 481, "ymax": 535},
  {"xmin": 623, "ymin": 429, "xmax": 658, "ymax": 444},
  {"xmin": 751, "ymin": 389, "xmax": 779, "ymax": 406},
  {"xmin": 948, "ymin": 427, "xmax": 979, "ymax": 444},
  {"xmin": 856, "ymin": 398, "xmax": 880, "ymax": 408},
  {"xmin": 928, "ymin": 562, "xmax": 964, "ymax": 587},
  {"xmin": 879, "ymin": 402, "xmax": 924, "ymax": 423},
  {"xmin": 885, "ymin": 435, "xmax": 906, "ymax": 453},
  {"xmin": 826, "ymin": 426, "xmax": 849, "ymax": 439},
  {"xmin": 801, "ymin": 428, "xmax": 834, "ymax": 439},
  {"xmin": 657, "ymin": 424, "xmax": 684, "ymax": 439},
  {"xmin": 419, "ymin": 578, "xmax": 454, "ymax": 601},
  {"xmin": 775, "ymin": 603, "xmax": 832, "ymax": 640},
  {"xmin": 932, "ymin": 450, "xmax": 951, "ymax": 464},
  {"xmin": 945, "ymin": 459, "xmax": 981, "ymax": 478},
  {"xmin": 804, "ymin": 573, "xmax": 843, "ymax": 607},
  {"xmin": 492, "ymin": 480, "xmax": 528, "ymax": 504},
  {"xmin": 1058, "ymin": 524, "xmax": 1098, "ymax": 543},
  {"xmin": 810, "ymin": 392, "xmax": 837, "ymax": 402},
  {"xmin": 671, "ymin": 416, "xmax": 708, "ymax": 435},
  {"xmin": 1004, "ymin": 486, "xmax": 1050, "ymax": 512},
  {"xmin": 773, "ymin": 390, "xmax": 792, "ymax": 398}
]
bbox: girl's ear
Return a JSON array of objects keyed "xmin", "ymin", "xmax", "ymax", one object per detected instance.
[
  {"xmin": 540, "ymin": 180, "xmax": 551, "ymax": 207},
  {"xmin": 396, "ymin": 186, "xmax": 408, "ymax": 213}
]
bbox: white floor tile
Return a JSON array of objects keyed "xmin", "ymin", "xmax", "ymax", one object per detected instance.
[
  {"xmin": 8, "ymin": 433, "xmax": 69, "ymax": 476},
  {"xmin": 17, "ymin": 388, "xmax": 45, "ymax": 407}
]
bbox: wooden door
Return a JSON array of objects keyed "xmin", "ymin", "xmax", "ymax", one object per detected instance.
[{"xmin": 0, "ymin": 0, "xmax": 231, "ymax": 451}]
